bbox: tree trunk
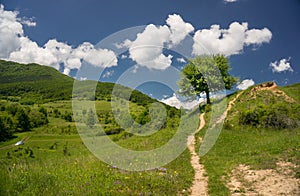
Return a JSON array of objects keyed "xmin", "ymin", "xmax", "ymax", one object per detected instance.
[{"xmin": 205, "ymin": 90, "xmax": 211, "ymax": 104}]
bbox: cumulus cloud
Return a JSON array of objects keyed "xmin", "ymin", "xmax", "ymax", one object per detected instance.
[
  {"xmin": 270, "ymin": 58, "xmax": 293, "ymax": 73},
  {"xmin": 166, "ymin": 14, "xmax": 194, "ymax": 46},
  {"xmin": 0, "ymin": 5, "xmax": 117, "ymax": 75},
  {"xmin": 126, "ymin": 24, "xmax": 172, "ymax": 70},
  {"xmin": 193, "ymin": 22, "xmax": 272, "ymax": 56},
  {"xmin": 1, "ymin": 5, "xmax": 273, "ymax": 76},
  {"xmin": 160, "ymin": 93, "xmax": 204, "ymax": 109},
  {"xmin": 236, "ymin": 79, "xmax": 255, "ymax": 90},
  {"xmin": 9, "ymin": 37, "xmax": 58, "ymax": 68},
  {"xmin": 245, "ymin": 28, "xmax": 272, "ymax": 46},
  {"xmin": 119, "ymin": 14, "xmax": 194, "ymax": 70},
  {"xmin": 0, "ymin": 5, "xmax": 23, "ymax": 58}
]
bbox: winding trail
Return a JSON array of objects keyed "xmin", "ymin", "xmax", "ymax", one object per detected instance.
[
  {"xmin": 215, "ymin": 91, "xmax": 243, "ymax": 125},
  {"xmin": 187, "ymin": 92, "xmax": 243, "ymax": 196},
  {"xmin": 187, "ymin": 83, "xmax": 295, "ymax": 195},
  {"xmin": 188, "ymin": 113, "xmax": 208, "ymax": 196}
]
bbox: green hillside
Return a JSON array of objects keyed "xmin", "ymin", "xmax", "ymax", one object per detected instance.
[
  {"xmin": 0, "ymin": 60, "xmax": 155, "ymax": 105},
  {"xmin": 0, "ymin": 60, "xmax": 299, "ymax": 195},
  {"xmin": 0, "ymin": 60, "xmax": 194, "ymax": 195},
  {"xmin": 196, "ymin": 81, "xmax": 300, "ymax": 195},
  {"xmin": 0, "ymin": 60, "xmax": 73, "ymax": 103}
]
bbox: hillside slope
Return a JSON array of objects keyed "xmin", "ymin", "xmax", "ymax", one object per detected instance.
[
  {"xmin": 197, "ymin": 81, "xmax": 300, "ymax": 195},
  {"xmin": 225, "ymin": 81, "xmax": 300, "ymax": 130},
  {"xmin": 0, "ymin": 60, "xmax": 155, "ymax": 105}
]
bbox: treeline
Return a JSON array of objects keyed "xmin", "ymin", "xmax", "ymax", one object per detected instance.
[{"xmin": 0, "ymin": 102, "xmax": 48, "ymax": 141}]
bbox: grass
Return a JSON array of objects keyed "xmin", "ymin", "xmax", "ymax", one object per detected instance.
[
  {"xmin": 0, "ymin": 98, "xmax": 194, "ymax": 195},
  {"xmin": 0, "ymin": 132, "xmax": 194, "ymax": 195},
  {"xmin": 1, "ymin": 80, "xmax": 300, "ymax": 195},
  {"xmin": 194, "ymin": 86, "xmax": 300, "ymax": 195}
]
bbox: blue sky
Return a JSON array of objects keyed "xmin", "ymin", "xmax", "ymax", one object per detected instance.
[{"xmin": 1, "ymin": 0, "xmax": 299, "ymax": 107}]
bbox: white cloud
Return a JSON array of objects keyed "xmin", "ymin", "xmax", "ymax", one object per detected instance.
[
  {"xmin": 270, "ymin": 58, "xmax": 293, "ymax": 73},
  {"xmin": 0, "ymin": 5, "xmax": 273, "ymax": 76},
  {"xmin": 9, "ymin": 37, "xmax": 59, "ymax": 68},
  {"xmin": 121, "ymin": 54, "xmax": 127, "ymax": 59},
  {"xmin": 160, "ymin": 93, "xmax": 204, "ymax": 109},
  {"xmin": 224, "ymin": 0, "xmax": 238, "ymax": 3},
  {"xmin": 0, "ymin": 5, "xmax": 117, "ymax": 76},
  {"xmin": 122, "ymin": 14, "xmax": 194, "ymax": 70},
  {"xmin": 102, "ymin": 70, "xmax": 114, "ymax": 78},
  {"xmin": 166, "ymin": 14, "xmax": 194, "ymax": 46},
  {"xmin": 177, "ymin": 57, "xmax": 186, "ymax": 63},
  {"xmin": 193, "ymin": 22, "xmax": 272, "ymax": 56},
  {"xmin": 79, "ymin": 77, "xmax": 87, "ymax": 81},
  {"xmin": 128, "ymin": 24, "xmax": 172, "ymax": 70},
  {"xmin": 236, "ymin": 79, "xmax": 255, "ymax": 90},
  {"xmin": 20, "ymin": 17, "xmax": 36, "ymax": 27},
  {"xmin": 0, "ymin": 5, "xmax": 23, "ymax": 58},
  {"xmin": 245, "ymin": 28, "xmax": 272, "ymax": 46}
]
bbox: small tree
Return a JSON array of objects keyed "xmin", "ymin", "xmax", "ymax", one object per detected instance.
[
  {"xmin": 178, "ymin": 55, "xmax": 237, "ymax": 104},
  {"xmin": 15, "ymin": 108, "xmax": 30, "ymax": 132}
]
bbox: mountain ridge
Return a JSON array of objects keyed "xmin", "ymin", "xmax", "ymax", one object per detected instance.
[{"xmin": 0, "ymin": 60, "xmax": 156, "ymax": 106}]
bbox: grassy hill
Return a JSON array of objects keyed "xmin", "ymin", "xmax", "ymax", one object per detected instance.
[
  {"xmin": 0, "ymin": 60, "xmax": 194, "ymax": 195},
  {"xmin": 196, "ymin": 81, "xmax": 300, "ymax": 195},
  {"xmin": 0, "ymin": 60, "xmax": 299, "ymax": 195},
  {"xmin": 0, "ymin": 60, "xmax": 155, "ymax": 105}
]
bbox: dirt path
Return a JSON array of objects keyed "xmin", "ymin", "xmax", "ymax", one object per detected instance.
[
  {"xmin": 250, "ymin": 81, "xmax": 295, "ymax": 102},
  {"xmin": 215, "ymin": 91, "xmax": 243, "ymax": 125},
  {"xmin": 188, "ymin": 92, "xmax": 243, "ymax": 196},
  {"xmin": 188, "ymin": 113, "xmax": 209, "ymax": 196}
]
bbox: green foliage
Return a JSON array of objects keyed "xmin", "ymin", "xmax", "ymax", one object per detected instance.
[
  {"xmin": 0, "ymin": 116, "xmax": 13, "ymax": 141},
  {"xmin": 62, "ymin": 111, "xmax": 73, "ymax": 122},
  {"xmin": 0, "ymin": 102, "xmax": 49, "ymax": 140},
  {"xmin": 224, "ymin": 83, "xmax": 300, "ymax": 130},
  {"xmin": 239, "ymin": 102, "xmax": 300, "ymax": 129},
  {"xmin": 28, "ymin": 108, "xmax": 49, "ymax": 128},
  {"xmin": 15, "ymin": 108, "xmax": 30, "ymax": 132},
  {"xmin": 178, "ymin": 55, "xmax": 237, "ymax": 104}
]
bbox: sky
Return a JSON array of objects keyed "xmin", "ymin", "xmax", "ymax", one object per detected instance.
[{"xmin": 1, "ymin": 0, "xmax": 299, "ymax": 108}]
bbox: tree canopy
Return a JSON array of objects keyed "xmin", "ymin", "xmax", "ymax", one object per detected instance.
[{"xmin": 178, "ymin": 55, "xmax": 237, "ymax": 104}]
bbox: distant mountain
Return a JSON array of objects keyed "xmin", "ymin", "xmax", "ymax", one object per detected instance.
[{"xmin": 0, "ymin": 60, "xmax": 155, "ymax": 105}]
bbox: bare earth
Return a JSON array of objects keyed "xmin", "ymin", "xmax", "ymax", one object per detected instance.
[
  {"xmin": 188, "ymin": 92, "xmax": 243, "ymax": 196},
  {"xmin": 188, "ymin": 113, "xmax": 209, "ymax": 196},
  {"xmin": 227, "ymin": 162, "xmax": 300, "ymax": 195},
  {"xmin": 250, "ymin": 81, "xmax": 295, "ymax": 102}
]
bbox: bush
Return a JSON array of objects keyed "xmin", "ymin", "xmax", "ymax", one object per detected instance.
[{"xmin": 239, "ymin": 102, "xmax": 299, "ymax": 129}]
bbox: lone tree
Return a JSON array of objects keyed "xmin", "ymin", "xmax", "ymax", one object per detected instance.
[{"xmin": 178, "ymin": 55, "xmax": 237, "ymax": 104}]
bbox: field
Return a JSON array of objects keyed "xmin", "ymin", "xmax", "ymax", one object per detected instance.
[
  {"xmin": 0, "ymin": 100, "xmax": 195, "ymax": 195},
  {"xmin": 0, "ymin": 59, "xmax": 299, "ymax": 195}
]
